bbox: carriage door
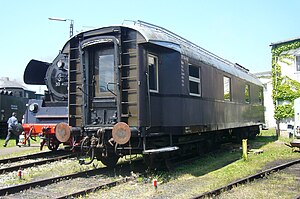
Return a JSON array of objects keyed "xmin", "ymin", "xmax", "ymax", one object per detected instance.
[{"xmin": 82, "ymin": 37, "xmax": 120, "ymax": 126}]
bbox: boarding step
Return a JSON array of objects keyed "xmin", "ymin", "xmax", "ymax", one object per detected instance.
[
  {"xmin": 69, "ymin": 92, "xmax": 83, "ymax": 95},
  {"xmin": 121, "ymin": 101, "xmax": 137, "ymax": 105},
  {"xmin": 121, "ymin": 76, "xmax": 137, "ymax": 80},
  {"xmin": 70, "ymin": 115, "xmax": 83, "ymax": 119},
  {"xmin": 70, "ymin": 57, "xmax": 80, "ymax": 61},
  {"xmin": 70, "ymin": 47, "xmax": 80, "ymax": 50},
  {"xmin": 143, "ymin": 146, "xmax": 179, "ymax": 154},
  {"xmin": 121, "ymin": 114, "xmax": 137, "ymax": 118},
  {"xmin": 122, "ymin": 39, "xmax": 137, "ymax": 43},
  {"xmin": 69, "ymin": 104, "xmax": 82, "ymax": 107},
  {"xmin": 122, "ymin": 52, "xmax": 137, "ymax": 56},
  {"xmin": 122, "ymin": 89, "xmax": 137, "ymax": 93},
  {"xmin": 69, "ymin": 70, "xmax": 82, "ymax": 74},
  {"xmin": 120, "ymin": 64, "xmax": 137, "ymax": 68}
]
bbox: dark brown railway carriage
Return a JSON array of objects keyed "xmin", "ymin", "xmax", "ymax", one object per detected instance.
[{"xmin": 55, "ymin": 20, "xmax": 264, "ymax": 166}]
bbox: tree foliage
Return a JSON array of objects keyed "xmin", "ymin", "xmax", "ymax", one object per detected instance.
[
  {"xmin": 274, "ymin": 104, "xmax": 294, "ymax": 120},
  {"xmin": 271, "ymin": 41, "xmax": 300, "ymax": 120}
]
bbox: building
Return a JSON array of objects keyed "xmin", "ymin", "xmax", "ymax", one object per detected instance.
[
  {"xmin": 0, "ymin": 77, "xmax": 42, "ymax": 99},
  {"xmin": 0, "ymin": 77, "xmax": 44, "ymax": 137},
  {"xmin": 270, "ymin": 37, "xmax": 300, "ymax": 83},
  {"xmin": 269, "ymin": 37, "xmax": 300, "ymax": 130},
  {"xmin": 254, "ymin": 71, "xmax": 276, "ymax": 129}
]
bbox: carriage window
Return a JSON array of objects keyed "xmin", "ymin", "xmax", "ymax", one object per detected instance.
[
  {"xmin": 223, "ymin": 76, "xmax": 231, "ymax": 101},
  {"xmin": 99, "ymin": 54, "xmax": 114, "ymax": 93},
  {"xmin": 245, "ymin": 84, "xmax": 250, "ymax": 103},
  {"xmin": 189, "ymin": 64, "xmax": 201, "ymax": 96},
  {"xmin": 296, "ymin": 56, "xmax": 300, "ymax": 71},
  {"xmin": 258, "ymin": 88, "xmax": 263, "ymax": 105},
  {"xmin": 148, "ymin": 54, "xmax": 158, "ymax": 92}
]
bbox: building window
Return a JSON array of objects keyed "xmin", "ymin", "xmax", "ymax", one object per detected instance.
[
  {"xmin": 224, "ymin": 76, "xmax": 231, "ymax": 101},
  {"xmin": 245, "ymin": 84, "xmax": 250, "ymax": 103},
  {"xmin": 189, "ymin": 64, "xmax": 201, "ymax": 96},
  {"xmin": 296, "ymin": 56, "xmax": 300, "ymax": 71},
  {"xmin": 148, "ymin": 54, "xmax": 159, "ymax": 92}
]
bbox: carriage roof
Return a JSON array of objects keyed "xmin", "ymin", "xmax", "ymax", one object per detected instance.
[{"xmin": 65, "ymin": 20, "xmax": 262, "ymax": 86}]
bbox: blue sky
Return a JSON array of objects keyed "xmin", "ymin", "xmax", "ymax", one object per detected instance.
[{"xmin": 1, "ymin": 0, "xmax": 300, "ymax": 91}]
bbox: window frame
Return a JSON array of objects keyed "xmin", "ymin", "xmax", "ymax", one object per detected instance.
[
  {"xmin": 148, "ymin": 54, "xmax": 159, "ymax": 93},
  {"xmin": 223, "ymin": 76, "xmax": 231, "ymax": 101},
  {"xmin": 188, "ymin": 64, "xmax": 201, "ymax": 97},
  {"xmin": 258, "ymin": 88, "xmax": 263, "ymax": 105},
  {"xmin": 98, "ymin": 54, "xmax": 115, "ymax": 93},
  {"xmin": 245, "ymin": 84, "xmax": 250, "ymax": 103}
]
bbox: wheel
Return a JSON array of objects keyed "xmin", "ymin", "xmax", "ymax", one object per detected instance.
[
  {"xmin": 96, "ymin": 144, "xmax": 120, "ymax": 167},
  {"xmin": 47, "ymin": 140, "xmax": 60, "ymax": 151},
  {"xmin": 48, "ymin": 142, "xmax": 59, "ymax": 151},
  {"xmin": 47, "ymin": 135, "xmax": 60, "ymax": 151},
  {"xmin": 98, "ymin": 153, "xmax": 119, "ymax": 168}
]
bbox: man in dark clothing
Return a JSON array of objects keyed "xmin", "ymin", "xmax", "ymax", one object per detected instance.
[{"xmin": 3, "ymin": 112, "xmax": 19, "ymax": 147}]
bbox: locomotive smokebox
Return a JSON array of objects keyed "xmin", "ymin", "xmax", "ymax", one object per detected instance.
[
  {"xmin": 55, "ymin": 122, "xmax": 70, "ymax": 143},
  {"xmin": 112, "ymin": 122, "xmax": 131, "ymax": 145}
]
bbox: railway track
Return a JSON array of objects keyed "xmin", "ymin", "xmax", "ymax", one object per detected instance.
[
  {"xmin": 0, "ymin": 150, "xmax": 65, "ymax": 164},
  {"xmin": 0, "ymin": 159, "xmax": 145, "ymax": 198},
  {"xmin": 0, "ymin": 153, "xmax": 76, "ymax": 174},
  {"xmin": 192, "ymin": 158, "xmax": 300, "ymax": 199},
  {"xmin": 56, "ymin": 176, "xmax": 134, "ymax": 199}
]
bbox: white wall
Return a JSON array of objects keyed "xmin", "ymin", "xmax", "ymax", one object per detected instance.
[
  {"xmin": 276, "ymin": 55, "xmax": 299, "ymax": 130},
  {"xmin": 258, "ymin": 76, "xmax": 276, "ymax": 128}
]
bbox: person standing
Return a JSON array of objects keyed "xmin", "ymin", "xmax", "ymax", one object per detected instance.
[
  {"xmin": 3, "ymin": 112, "xmax": 19, "ymax": 147},
  {"xmin": 21, "ymin": 114, "xmax": 30, "ymax": 146}
]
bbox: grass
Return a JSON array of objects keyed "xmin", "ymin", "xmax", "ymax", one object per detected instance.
[
  {"xmin": 86, "ymin": 128, "xmax": 300, "ymax": 198},
  {"xmin": 0, "ymin": 137, "xmax": 19, "ymax": 148},
  {"xmin": 0, "ymin": 157, "xmax": 108, "ymax": 187},
  {"xmin": 0, "ymin": 136, "xmax": 40, "ymax": 148},
  {"xmin": 0, "ymin": 137, "xmax": 46, "ymax": 159},
  {"xmin": 220, "ymin": 172, "xmax": 300, "ymax": 198},
  {"xmin": 171, "ymin": 129, "xmax": 299, "ymax": 193},
  {"xmin": 1, "ymin": 128, "xmax": 299, "ymax": 198}
]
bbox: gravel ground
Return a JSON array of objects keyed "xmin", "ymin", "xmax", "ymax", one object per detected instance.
[
  {"xmin": 1, "ymin": 131, "xmax": 299, "ymax": 198},
  {"xmin": 85, "ymin": 167, "xmax": 300, "ymax": 199},
  {"xmin": 0, "ymin": 157, "xmax": 49, "ymax": 170},
  {"xmin": 219, "ymin": 172, "xmax": 300, "ymax": 199},
  {"xmin": 84, "ymin": 173, "xmax": 217, "ymax": 199},
  {"xmin": 0, "ymin": 158, "xmax": 99, "ymax": 189},
  {"xmin": 3, "ymin": 175, "xmax": 119, "ymax": 199},
  {"xmin": 83, "ymin": 141, "xmax": 300, "ymax": 199}
]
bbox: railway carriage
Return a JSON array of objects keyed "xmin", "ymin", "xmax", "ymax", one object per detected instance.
[
  {"xmin": 26, "ymin": 20, "xmax": 264, "ymax": 166},
  {"xmin": 0, "ymin": 92, "xmax": 28, "ymax": 137}
]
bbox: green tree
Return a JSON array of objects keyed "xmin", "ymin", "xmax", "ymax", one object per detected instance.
[{"xmin": 271, "ymin": 41, "xmax": 300, "ymax": 136}]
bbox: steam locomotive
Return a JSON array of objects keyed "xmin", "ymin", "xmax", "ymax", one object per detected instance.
[
  {"xmin": 24, "ymin": 20, "xmax": 264, "ymax": 167},
  {"xmin": 22, "ymin": 54, "xmax": 70, "ymax": 150}
]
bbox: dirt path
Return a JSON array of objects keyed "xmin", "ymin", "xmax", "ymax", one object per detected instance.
[{"xmin": 0, "ymin": 144, "xmax": 41, "ymax": 157}]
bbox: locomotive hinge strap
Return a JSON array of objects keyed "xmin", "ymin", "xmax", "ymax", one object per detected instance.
[{"xmin": 142, "ymin": 146, "xmax": 179, "ymax": 154}]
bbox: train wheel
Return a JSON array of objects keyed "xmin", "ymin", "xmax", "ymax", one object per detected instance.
[
  {"xmin": 48, "ymin": 140, "xmax": 60, "ymax": 151},
  {"xmin": 47, "ymin": 135, "xmax": 60, "ymax": 151},
  {"xmin": 98, "ymin": 153, "xmax": 119, "ymax": 168}
]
